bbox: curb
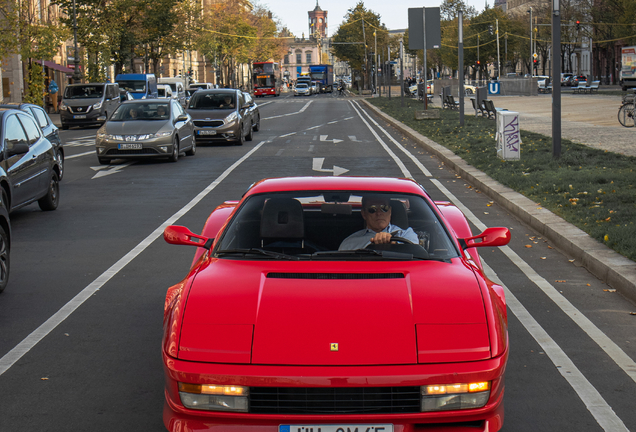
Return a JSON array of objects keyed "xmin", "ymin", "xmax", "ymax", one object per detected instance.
[{"xmin": 360, "ymin": 99, "xmax": 636, "ymax": 305}]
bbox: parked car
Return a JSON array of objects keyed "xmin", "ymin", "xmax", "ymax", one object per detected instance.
[
  {"xmin": 0, "ymin": 108, "xmax": 61, "ymax": 213},
  {"xmin": 161, "ymin": 176, "xmax": 511, "ymax": 432},
  {"xmin": 60, "ymin": 82, "xmax": 121, "ymax": 130},
  {"xmin": 157, "ymin": 84, "xmax": 174, "ymax": 99},
  {"xmin": 186, "ymin": 89, "xmax": 255, "ymax": 145},
  {"xmin": 294, "ymin": 83, "xmax": 311, "ymax": 96},
  {"xmin": 0, "ymin": 102, "xmax": 64, "ymax": 180},
  {"xmin": 560, "ymin": 73, "xmax": 574, "ymax": 86},
  {"xmin": 0, "ymin": 199, "xmax": 9, "ymax": 293},
  {"xmin": 572, "ymin": 75, "xmax": 587, "ymax": 87},
  {"xmin": 242, "ymin": 92, "xmax": 260, "ymax": 133},
  {"xmin": 95, "ymin": 99, "xmax": 195, "ymax": 165}
]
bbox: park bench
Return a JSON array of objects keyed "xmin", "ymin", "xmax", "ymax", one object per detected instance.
[
  {"xmin": 482, "ymin": 99, "xmax": 507, "ymax": 119},
  {"xmin": 585, "ymin": 81, "xmax": 600, "ymax": 93},
  {"xmin": 573, "ymin": 81, "xmax": 588, "ymax": 94},
  {"xmin": 471, "ymin": 97, "xmax": 486, "ymax": 116},
  {"xmin": 445, "ymin": 94, "xmax": 460, "ymax": 110}
]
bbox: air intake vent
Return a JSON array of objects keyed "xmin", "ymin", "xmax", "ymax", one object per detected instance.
[
  {"xmin": 250, "ymin": 386, "xmax": 421, "ymax": 414},
  {"xmin": 267, "ymin": 273, "xmax": 404, "ymax": 280}
]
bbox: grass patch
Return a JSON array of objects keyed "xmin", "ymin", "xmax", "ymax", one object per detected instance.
[{"xmin": 368, "ymin": 97, "xmax": 636, "ymax": 262}]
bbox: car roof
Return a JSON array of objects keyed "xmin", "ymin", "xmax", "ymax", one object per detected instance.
[{"xmin": 245, "ymin": 177, "xmax": 424, "ymax": 197}]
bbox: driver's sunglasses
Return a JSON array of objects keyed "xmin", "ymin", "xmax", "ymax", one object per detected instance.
[{"xmin": 365, "ymin": 204, "xmax": 390, "ymax": 214}]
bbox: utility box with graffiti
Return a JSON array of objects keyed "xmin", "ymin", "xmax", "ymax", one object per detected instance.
[{"xmin": 496, "ymin": 111, "xmax": 521, "ymax": 160}]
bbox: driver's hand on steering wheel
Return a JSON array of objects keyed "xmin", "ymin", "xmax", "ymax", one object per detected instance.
[{"xmin": 369, "ymin": 232, "xmax": 394, "ymax": 245}]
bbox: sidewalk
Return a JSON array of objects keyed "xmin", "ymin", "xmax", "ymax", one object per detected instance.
[{"xmin": 361, "ymin": 97, "xmax": 636, "ymax": 305}]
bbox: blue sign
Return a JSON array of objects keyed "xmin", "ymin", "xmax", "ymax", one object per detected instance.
[{"xmin": 488, "ymin": 82, "xmax": 501, "ymax": 95}]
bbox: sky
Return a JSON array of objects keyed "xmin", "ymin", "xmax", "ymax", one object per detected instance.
[{"xmin": 258, "ymin": 0, "xmax": 490, "ymax": 38}]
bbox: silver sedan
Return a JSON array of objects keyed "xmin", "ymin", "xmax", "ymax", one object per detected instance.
[{"xmin": 95, "ymin": 99, "xmax": 195, "ymax": 164}]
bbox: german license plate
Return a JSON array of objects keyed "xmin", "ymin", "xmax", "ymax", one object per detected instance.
[
  {"xmin": 73, "ymin": 115, "xmax": 86, "ymax": 119},
  {"xmin": 198, "ymin": 130, "xmax": 216, "ymax": 135},
  {"xmin": 118, "ymin": 143, "xmax": 142, "ymax": 150},
  {"xmin": 279, "ymin": 425, "xmax": 393, "ymax": 432}
]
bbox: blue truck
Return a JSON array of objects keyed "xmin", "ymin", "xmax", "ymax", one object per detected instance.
[
  {"xmin": 115, "ymin": 73, "xmax": 158, "ymax": 99},
  {"xmin": 309, "ymin": 65, "xmax": 334, "ymax": 93}
]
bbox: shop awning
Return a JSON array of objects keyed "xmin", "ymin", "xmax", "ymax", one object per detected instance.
[{"xmin": 34, "ymin": 60, "xmax": 74, "ymax": 74}]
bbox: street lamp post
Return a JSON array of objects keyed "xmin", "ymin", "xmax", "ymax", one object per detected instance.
[
  {"xmin": 72, "ymin": 0, "xmax": 81, "ymax": 83},
  {"xmin": 528, "ymin": 7, "xmax": 533, "ymax": 76}
]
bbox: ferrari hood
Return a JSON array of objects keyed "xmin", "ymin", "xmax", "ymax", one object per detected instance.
[{"xmin": 178, "ymin": 260, "xmax": 489, "ymax": 366}]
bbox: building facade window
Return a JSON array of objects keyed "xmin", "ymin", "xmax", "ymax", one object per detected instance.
[
  {"xmin": 296, "ymin": 53, "xmax": 302, "ymax": 64},
  {"xmin": 306, "ymin": 52, "xmax": 312, "ymax": 63},
  {"xmin": 284, "ymin": 55, "xmax": 289, "ymax": 64}
]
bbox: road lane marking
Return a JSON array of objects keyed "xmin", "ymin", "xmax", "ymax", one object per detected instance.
[
  {"xmin": 352, "ymin": 101, "xmax": 432, "ymax": 177},
  {"xmin": 0, "ymin": 140, "xmax": 270, "ymax": 377},
  {"xmin": 348, "ymin": 101, "xmax": 412, "ymax": 179},
  {"xmin": 312, "ymin": 157, "xmax": 349, "ymax": 176},
  {"xmin": 280, "ymin": 132, "xmax": 296, "ymax": 138},
  {"xmin": 67, "ymin": 151, "xmax": 95, "ymax": 159},
  {"xmin": 263, "ymin": 101, "xmax": 313, "ymax": 120}
]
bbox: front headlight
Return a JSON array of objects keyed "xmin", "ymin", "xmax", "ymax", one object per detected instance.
[
  {"xmin": 421, "ymin": 382, "xmax": 490, "ymax": 412},
  {"xmin": 59, "ymin": 102, "xmax": 68, "ymax": 111},
  {"xmin": 225, "ymin": 111, "xmax": 238, "ymax": 124},
  {"xmin": 155, "ymin": 131, "xmax": 172, "ymax": 138},
  {"xmin": 93, "ymin": 101, "xmax": 103, "ymax": 110},
  {"xmin": 178, "ymin": 383, "xmax": 249, "ymax": 412}
]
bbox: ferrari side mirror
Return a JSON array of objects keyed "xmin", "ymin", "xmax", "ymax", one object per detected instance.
[
  {"xmin": 460, "ymin": 227, "xmax": 511, "ymax": 249},
  {"xmin": 164, "ymin": 225, "xmax": 213, "ymax": 249}
]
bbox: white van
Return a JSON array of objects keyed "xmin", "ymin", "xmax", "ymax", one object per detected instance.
[{"xmin": 157, "ymin": 78, "xmax": 186, "ymax": 106}]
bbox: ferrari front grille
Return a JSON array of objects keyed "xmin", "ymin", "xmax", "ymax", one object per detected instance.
[
  {"xmin": 249, "ymin": 386, "xmax": 421, "ymax": 414},
  {"xmin": 266, "ymin": 273, "xmax": 405, "ymax": 280}
]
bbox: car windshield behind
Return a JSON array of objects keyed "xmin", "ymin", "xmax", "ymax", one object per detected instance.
[
  {"xmin": 215, "ymin": 191, "xmax": 459, "ymax": 261},
  {"xmin": 110, "ymin": 103, "xmax": 170, "ymax": 121},
  {"xmin": 189, "ymin": 93, "xmax": 235, "ymax": 110},
  {"xmin": 117, "ymin": 80, "xmax": 146, "ymax": 93},
  {"xmin": 64, "ymin": 85, "xmax": 104, "ymax": 99}
]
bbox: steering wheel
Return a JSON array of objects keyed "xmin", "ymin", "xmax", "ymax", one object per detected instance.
[{"xmin": 390, "ymin": 235, "xmax": 416, "ymax": 245}]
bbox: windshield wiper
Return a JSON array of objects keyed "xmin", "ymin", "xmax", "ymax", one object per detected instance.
[
  {"xmin": 313, "ymin": 249, "xmax": 414, "ymax": 260},
  {"xmin": 215, "ymin": 248, "xmax": 300, "ymax": 260}
]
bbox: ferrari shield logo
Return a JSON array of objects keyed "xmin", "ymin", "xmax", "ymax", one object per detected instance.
[{"xmin": 330, "ymin": 343, "xmax": 338, "ymax": 351}]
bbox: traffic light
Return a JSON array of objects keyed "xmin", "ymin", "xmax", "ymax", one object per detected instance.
[
  {"xmin": 188, "ymin": 68, "xmax": 193, "ymax": 78},
  {"xmin": 476, "ymin": 60, "xmax": 481, "ymax": 67},
  {"xmin": 576, "ymin": 20, "xmax": 580, "ymax": 31}
]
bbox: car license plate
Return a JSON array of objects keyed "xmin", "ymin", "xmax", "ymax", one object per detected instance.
[
  {"xmin": 73, "ymin": 115, "xmax": 86, "ymax": 119},
  {"xmin": 118, "ymin": 143, "xmax": 142, "ymax": 150},
  {"xmin": 279, "ymin": 425, "xmax": 393, "ymax": 432},
  {"xmin": 198, "ymin": 130, "xmax": 216, "ymax": 135}
]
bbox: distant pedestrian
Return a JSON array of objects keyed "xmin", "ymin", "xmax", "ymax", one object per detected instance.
[{"xmin": 48, "ymin": 79, "xmax": 59, "ymax": 113}]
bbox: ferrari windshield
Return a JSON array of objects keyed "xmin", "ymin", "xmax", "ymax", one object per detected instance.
[{"xmin": 214, "ymin": 191, "xmax": 459, "ymax": 261}]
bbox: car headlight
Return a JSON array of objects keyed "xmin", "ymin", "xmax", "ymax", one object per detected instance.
[
  {"xmin": 178, "ymin": 383, "xmax": 248, "ymax": 412},
  {"xmin": 421, "ymin": 382, "xmax": 490, "ymax": 412},
  {"xmin": 59, "ymin": 102, "xmax": 68, "ymax": 111},
  {"xmin": 93, "ymin": 101, "xmax": 103, "ymax": 110},
  {"xmin": 155, "ymin": 131, "xmax": 172, "ymax": 138},
  {"xmin": 225, "ymin": 111, "xmax": 238, "ymax": 124}
]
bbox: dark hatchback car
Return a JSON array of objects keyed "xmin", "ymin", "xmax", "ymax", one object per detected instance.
[
  {"xmin": 0, "ymin": 103, "xmax": 64, "ymax": 180},
  {"xmin": 0, "ymin": 201, "xmax": 9, "ymax": 293},
  {"xmin": 186, "ymin": 89, "xmax": 255, "ymax": 145},
  {"xmin": 0, "ymin": 109, "xmax": 61, "ymax": 214}
]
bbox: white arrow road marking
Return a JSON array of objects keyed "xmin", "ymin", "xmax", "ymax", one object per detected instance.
[
  {"xmin": 319, "ymin": 135, "xmax": 343, "ymax": 144},
  {"xmin": 312, "ymin": 157, "xmax": 349, "ymax": 176},
  {"xmin": 91, "ymin": 162, "xmax": 135, "ymax": 179}
]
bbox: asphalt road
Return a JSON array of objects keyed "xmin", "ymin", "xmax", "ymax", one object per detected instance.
[{"xmin": 0, "ymin": 93, "xmax": 634, "ymax": 431}]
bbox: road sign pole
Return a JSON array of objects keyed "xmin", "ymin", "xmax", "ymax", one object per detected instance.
[{"xmin": 459, "ymin": 10, "xmax": 464, "ymax": 126}]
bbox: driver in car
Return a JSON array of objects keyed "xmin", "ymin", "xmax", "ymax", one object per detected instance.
[{"xmin": 339, "ymin": 195, "xmax": 418, "ymax": 250}]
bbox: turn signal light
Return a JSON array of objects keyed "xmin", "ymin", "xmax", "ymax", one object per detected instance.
[{"xmin": 178, "ymin": 383, "xmax": 248, "ymax": 396}]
